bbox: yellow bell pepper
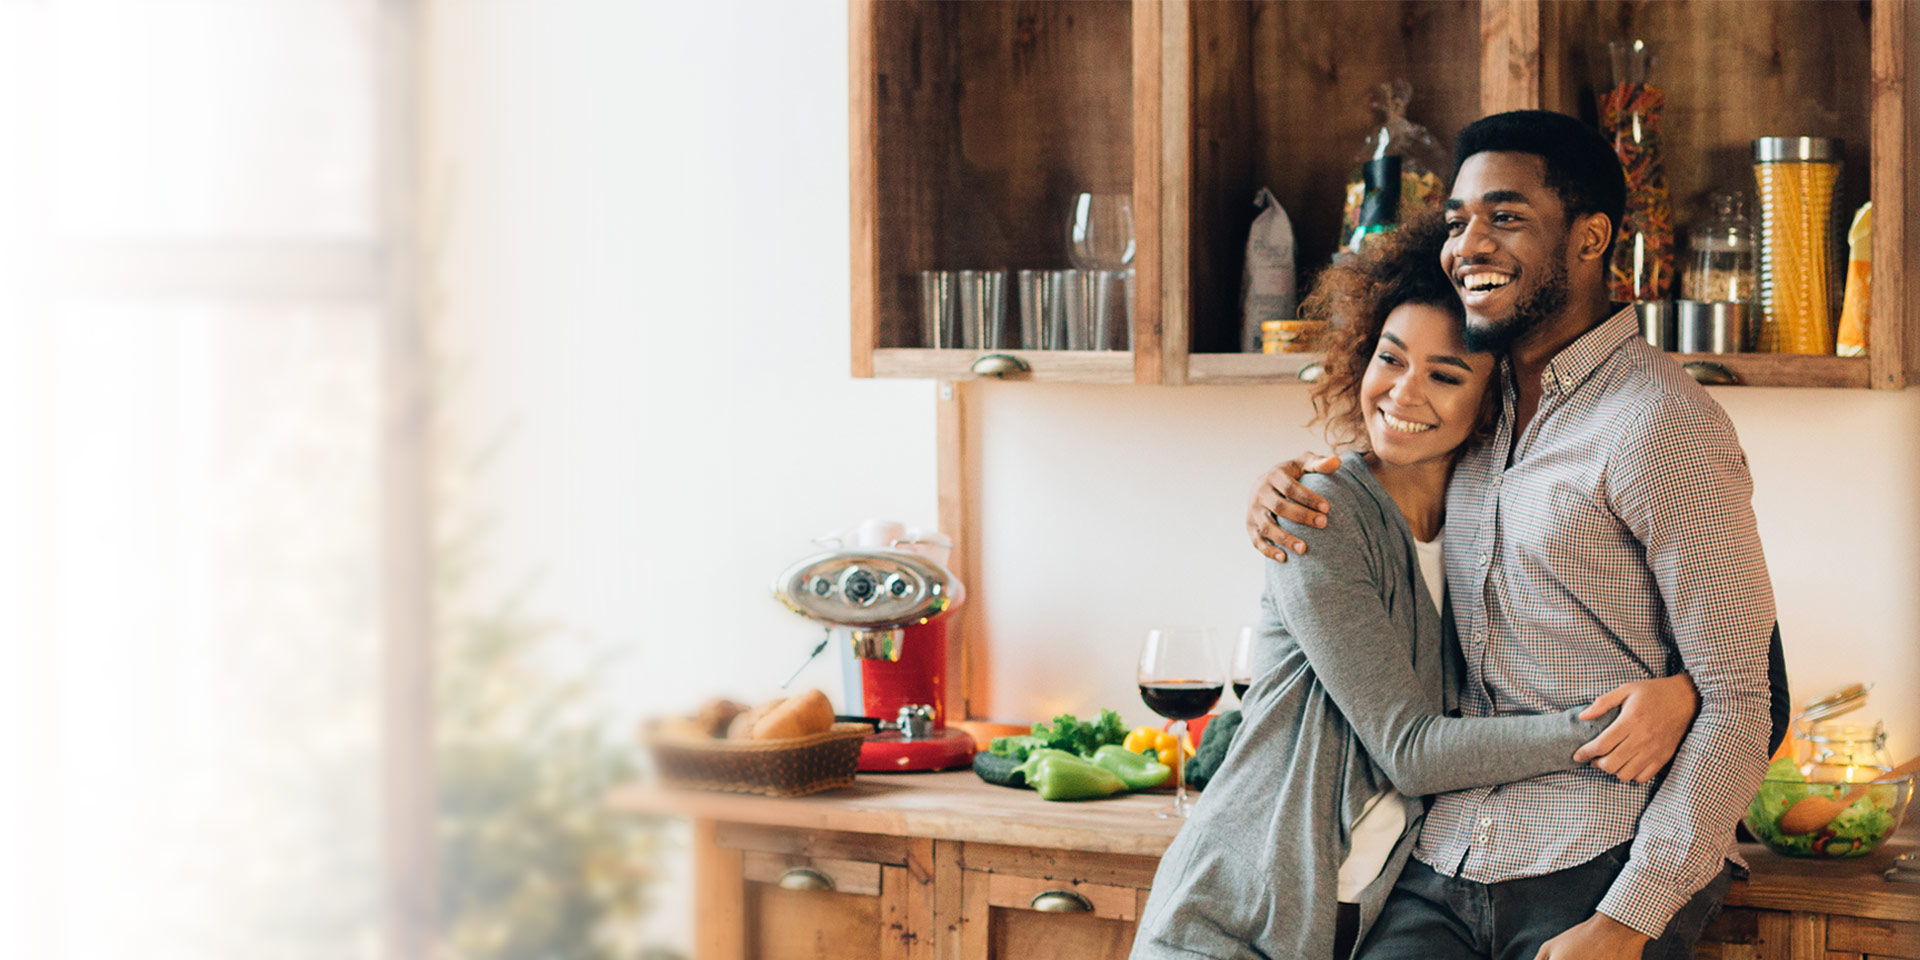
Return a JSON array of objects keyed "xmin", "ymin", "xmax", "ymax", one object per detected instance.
[{"xmin": 1125, "ymin": 726, "xmax": 1188, "ymax": 768}]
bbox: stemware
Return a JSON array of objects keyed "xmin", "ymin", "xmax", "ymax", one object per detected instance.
[
  {"xmin": 1069, "ymin": 193, "xmax": 1135, "ymax": 272},
  {"xmin": 1137, "ymin": 626, "xmax": 1224, "ymax": 818}
]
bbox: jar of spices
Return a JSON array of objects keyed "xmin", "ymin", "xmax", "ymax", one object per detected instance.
[{"xmin": 1804, "ymin": 719, "xmax": 1893, "ymax": 783}]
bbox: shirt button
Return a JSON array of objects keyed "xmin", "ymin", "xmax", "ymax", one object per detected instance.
[
  {"xmin": 1475, "ymin": 834, "xmax": 1489, "ymax": 844},
  {"xmin": 1477, "ymin": 553, "xmax": 1491, "ymax": 567},
  {"xmin": 1479, "ymin": 817, "xmax": 1493, "ymax": 827},
  {"xmin": 1472, "ymin": 631, "xmax": 1487, "ymax": 644}
]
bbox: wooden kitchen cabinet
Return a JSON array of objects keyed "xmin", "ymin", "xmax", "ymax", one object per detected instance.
[
  {"xmin": 852, "ymin": 0, "xmax": 1919, "ymax": 389},
  {"xmin": 623, "ymin": 773, "xmax": 1919, "ymax": 960}
]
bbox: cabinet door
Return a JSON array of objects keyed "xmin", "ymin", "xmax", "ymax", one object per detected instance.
[
  {"xmin": 958, "ymin": 869, "xmax": 1144, "ymax": 960},
  {"xmin": 698, "ymin": 822, "xmax": 934, "ymax": 960}
]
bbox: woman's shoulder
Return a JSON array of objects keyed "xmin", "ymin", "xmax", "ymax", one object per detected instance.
[
  {"xmin": 1294, "ymin": 452, "xmax": 1392, "ymax": 527},
  {"xmin": 1270, "ymin": 452, "xmax": 1402, "ymax": 565}
]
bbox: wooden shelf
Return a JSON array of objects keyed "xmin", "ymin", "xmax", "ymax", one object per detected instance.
[
  {"xmin": 852, "ymin": 0, "xmax": 1919, "ymax": 389},
  {"xmin": 1665, "ymin": 353, "xmax": 1871, "ymax": 389},
  {"xmin": 871, "ymin": 348, "xmax": 1136, "ymax": 384},
  {"xmin": 1186, "ymin": 352, "xmax": 1324, "ymax": 385}
]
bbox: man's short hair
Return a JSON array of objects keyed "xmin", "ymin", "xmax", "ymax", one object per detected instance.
[{"xmin": 1454, "ymin": 110, "xmax": 1628, "ymax": 258}]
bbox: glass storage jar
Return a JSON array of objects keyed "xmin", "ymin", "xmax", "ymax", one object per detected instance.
[{"xmin": 1803, "ymin": 719, "xmax": 1893, "ymax": 783}]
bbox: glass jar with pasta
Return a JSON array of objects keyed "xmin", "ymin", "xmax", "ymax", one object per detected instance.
[{"xmin": 1752, "ymin": 137, "xmax": 1845, "ymax": 354}]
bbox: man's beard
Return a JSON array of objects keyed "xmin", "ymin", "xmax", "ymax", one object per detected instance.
[{"xmin": 1462, "ymin": 246, "xmax": 1570, "ymax": 354}]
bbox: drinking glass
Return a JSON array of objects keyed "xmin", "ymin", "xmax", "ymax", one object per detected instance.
[
  {"xmin": 1230, "ymin": 626, "xmax": 1256, "ymax": 704},
  {"xmin": 1138, "ymin": 626, "xmax": 1224, "ymax": 818},
  {"xmin": 1069, "ymin": 193, "xmax": 1135, "ymax": 271}
]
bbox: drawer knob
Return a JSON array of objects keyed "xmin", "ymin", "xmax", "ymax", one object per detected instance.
[
  {"xmin": 777, "ymin": 867, "xmax": 835, "ymax": 892},
  {"xmin": 1683, "ymin": 361, "xmax": 1740, "ymax": 386},
  {"xmin": 1029, "ymin": 889, "xmax": 1093, "ymax": 913},
  {"xmin": 970, "ymin": 353, "xmax": 1031, "ymax": 378}
]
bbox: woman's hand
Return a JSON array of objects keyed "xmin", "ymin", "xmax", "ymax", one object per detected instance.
[
  {"xmin": 1572, "ymin": 672, "xmax": 1699, "ymax": 784},
  {"xmin": 1246, "ymin": 452, "xmax": 1341, "ymax": 563}
]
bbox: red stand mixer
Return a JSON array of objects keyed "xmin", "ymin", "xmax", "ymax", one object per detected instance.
[{"xmin": 774, "ymin": 532, "xmax": 975, "ymax": 772}]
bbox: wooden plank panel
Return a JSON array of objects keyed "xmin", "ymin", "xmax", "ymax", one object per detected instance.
[
  {"xmin": 1132, "ymin": 0, "xmax": 1166, "ymax": 384},
  {"xmin": 1663, "ymin": 353, "xmax": 1870, "ymax": 389},
  {"xmin": 989, "ymin": 908, "xmax": 1138, "ymax": 960},
  {"xmin": 1480, "ymin": 0, "xmax": 1541, "ymax": 113},
  {"xmin": 696, "ymin": 819, "xmax": 747, "ymax": 960},
  {"xmin": 960, "ymin": 865, "xmax": 991, "ymax": 960},
  {"xmin": 1538, "ymin": 2, "xmax": 1870, "ymax": 245},
  {"xmin": 871, "ymin": 1, "xmax": 954, "ymax": 351},
  {"xmin": 850, "ymin": 0, "xmax": 878, "ymax": 377},
  {"xmin": 744, "ymin": 851, "xmax": 884, "ymax": 897},
  {"xmin": 936, "ymin": 381, "xmax": 971, "ymax": 721},
  {"xmin": 986, "ymin": 873, "xmax": 1140, "ymax": 922},
  {"xmin": 871, "ymin": 348, "xmax": 1137, "ymax": 383},
  {"xmin": 716, "ymin": 822, "xmax": 911, "ymax": 865},
  {"xmin": 1248, "ymin": 1, "xmax": 1483, "ymax": 287},
  {"xmin": 959, "ymin": 842, "xmax": 1163, "ymax": 890},
  {"xmin": 750, "ymin": 885, "xmax": 883, "ymax": 960},
  {"xmin": 1830, "ymin": 916, "xmax": 1920, "ymax": 959},
  {"xmin": 1188, "ymin": 0, "xmax": 1256, "ymax": 357},
  {"xmin": 1869, "ymin": 0, "xmax": 1914, "ymax": 389},
  {"xmin": 933, "ymin": 841, "xmax": 966, "ymax": 960},
  {"xmin": 1186, "ymin": 351, "xmax": 1324, "ymax": 385},
  {"xmin": 880, "ymin": 838, "xmax": 936, "ymax": 960}
]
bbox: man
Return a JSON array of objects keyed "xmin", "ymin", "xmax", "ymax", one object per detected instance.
[{"xmin": 1246, "ymin": 111, "xmax": 1776, "ymax": 960}]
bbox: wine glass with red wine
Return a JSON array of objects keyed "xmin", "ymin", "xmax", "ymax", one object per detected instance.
[{"xmin": 1138, "ymin": 626, "xmax": 1224, "ymax": 818}]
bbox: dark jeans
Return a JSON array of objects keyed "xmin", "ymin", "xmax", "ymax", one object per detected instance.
[{"xmin": 1353, "ymin": 844, "xmax": 1733, "ymax": 960}]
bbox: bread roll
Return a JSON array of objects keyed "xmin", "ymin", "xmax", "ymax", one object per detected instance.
[
  {"xmin": 727, "ymin": 698, "xmax": 781, "ymax": 739},
  {"xmin": 750, "ymin": 688, "xmax": 835, "ymax": 740},
  {"xmin": 695, "ymin": 698, "xmax": 750, "ymax": 738}
]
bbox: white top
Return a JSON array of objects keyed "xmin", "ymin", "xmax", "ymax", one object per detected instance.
[{"xmin": 1336, "ymin": 532, "xmax": 1443, "ymax": 902}]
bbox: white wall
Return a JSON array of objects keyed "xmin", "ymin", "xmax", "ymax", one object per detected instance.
[
  {"xmin": 425, "ymin": 0, "xmax": 935, "ymax": 727},
  {"xmin": 971, "ymin": 383, "xmax": 1920, "ymax": 759}
]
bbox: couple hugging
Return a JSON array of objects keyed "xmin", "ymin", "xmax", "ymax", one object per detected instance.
[{"xmin": 1131, "ymin": 111, "xmax": 1787, "ymax": 960}]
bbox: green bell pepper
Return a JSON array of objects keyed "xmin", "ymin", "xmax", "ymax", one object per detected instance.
[
  {"xmin": 1090, "ymin": 744, "xmax": 1171, "ymax": 790},
  {"xmin": 1018, "ymin": 751, "xmax": 1127, "ymax": 801}
]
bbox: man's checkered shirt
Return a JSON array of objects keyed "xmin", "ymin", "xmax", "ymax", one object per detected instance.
[{"xmin": 1413, "ymin": 305, "xmax": 1776, "ymax": 939}]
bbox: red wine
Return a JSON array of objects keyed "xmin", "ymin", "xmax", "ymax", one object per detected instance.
[
  {"xmin": 1139, "ymin": 680, "xmax": 1222, "ymax": 721},
  {"xmin": 1232, "ymin": 679, "xmax": 1250, "ymax": 700}
]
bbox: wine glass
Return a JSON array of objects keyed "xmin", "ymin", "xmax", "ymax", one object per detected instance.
[
  {"xmin": 1069, "ymin": 193, "xmax": 1135, "ymax": 271},
  {"xmin": 1138, "ymin": 627, "xmax": 1225, "ymax": 818},
  {"xmin": 1231, "ymin": 625, "xmax": 1256, "ymax": 704}
]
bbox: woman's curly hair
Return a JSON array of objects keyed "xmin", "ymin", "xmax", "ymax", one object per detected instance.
[{"xmin": 1304, "ymin": 211, "xmax": 1495, "ymax": 452}]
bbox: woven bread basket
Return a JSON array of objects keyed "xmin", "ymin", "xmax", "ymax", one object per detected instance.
[{"xmin": 646, "ymin": 722, "xmax": 870, "ymax": 797}]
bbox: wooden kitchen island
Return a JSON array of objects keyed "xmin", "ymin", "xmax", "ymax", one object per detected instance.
[{"xmin": 612, "ymin": 771, "xmax": 1919, "ymax": 960}]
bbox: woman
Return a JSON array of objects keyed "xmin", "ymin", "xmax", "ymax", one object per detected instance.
[{"xmin": 1129, "ymin": 214, "xmax": 1696, "ymax": 960}]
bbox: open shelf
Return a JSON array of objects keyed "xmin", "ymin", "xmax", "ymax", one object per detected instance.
[
  {"xmin": 853, "ymin": 0, "xmax": 1916, "ymax": 388},
  {"xmin": 871, "ymin": 349, "xmax": 1136, "ymax": 384},
  {"xmin": 1186, "ymin": 352, "xmax": 1324, "ymax": 386}
]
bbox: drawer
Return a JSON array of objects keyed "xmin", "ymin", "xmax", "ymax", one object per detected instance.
[{"xmin": 956, "ymin": 842, "xmax": 1160, "ymax": 960}]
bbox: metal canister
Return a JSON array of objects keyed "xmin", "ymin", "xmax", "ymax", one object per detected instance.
[
  {"xmin": 1752, "ymin": 137, "xmax": 1844, "ymax": 354},
  {"xmin": 1675, "ymin": 300, "xmax": 1749, "ymax": 353}
]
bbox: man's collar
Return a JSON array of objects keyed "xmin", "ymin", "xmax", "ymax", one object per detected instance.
[{"xmin": 1536, "ymin": 303, "xmax": 1639, "ymax": 396}]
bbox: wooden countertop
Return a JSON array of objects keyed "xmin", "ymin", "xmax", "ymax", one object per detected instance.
[{"xmin": 612, "ymin": 770, "xmax": 1920, "ymax": 922}]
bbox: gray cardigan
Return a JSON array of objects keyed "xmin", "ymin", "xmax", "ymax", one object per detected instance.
[{"xmin": 1130, "ymin": 453, "xmax": 1610, "ymax": 960}]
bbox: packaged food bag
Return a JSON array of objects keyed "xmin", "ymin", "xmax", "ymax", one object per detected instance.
[
  {"xmin": 1837, "ymin": 201, "xmax": 1871, "ymax": 357},
  {"xmin": 1339, "ymin": 79, "xmax": 1449, "ymax": 256},
  {"xmin": 1240, "ymin": 187, "xmax": 1297, "ymax": 352}
]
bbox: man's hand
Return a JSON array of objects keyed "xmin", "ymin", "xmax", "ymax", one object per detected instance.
[
  {"xmin": 1574, "ymin": 673, "xmax": 1699, "ymax": 784},
  {"xmin": 1534, "ymin": 913, "xmax": 1651, "ymax": 960},
  {"xmin": 1246, "ymin": 452, "xmax": 1341, "ymax": 563}
]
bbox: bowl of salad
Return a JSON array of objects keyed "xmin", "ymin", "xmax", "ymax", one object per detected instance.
[{"xmin": 1744, "ymin": 758, "xmax": 1913, "ymax": 859}]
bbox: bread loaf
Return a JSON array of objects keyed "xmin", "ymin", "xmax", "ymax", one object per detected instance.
[
  {"xmin": 750, "ymin": 688, "xmax": 835, "ymax": 740},
  {"xmin": 727, "ymin": 698, "xmax": 781, "ymax": 739}
]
